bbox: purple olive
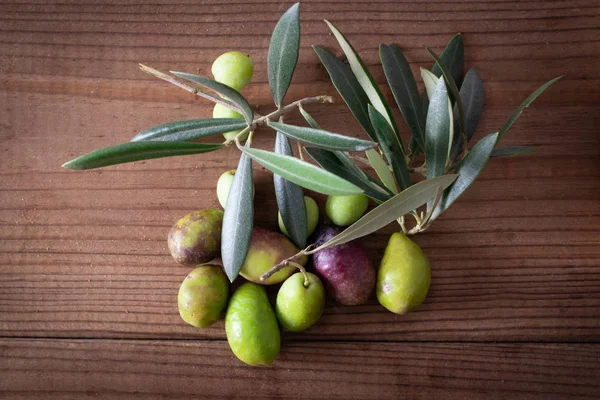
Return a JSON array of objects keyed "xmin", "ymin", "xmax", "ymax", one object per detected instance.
[{"xmin": 311, "ymin": 225, "xmax": 376, "ymax": 305}]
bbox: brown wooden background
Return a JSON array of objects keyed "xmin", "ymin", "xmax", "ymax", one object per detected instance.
[{"xmin": 1, "ymin": 0, "xmax": 599, "ymax": 398}]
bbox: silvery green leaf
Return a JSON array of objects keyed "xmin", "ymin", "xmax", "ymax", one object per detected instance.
[
  {"xmin": 380, "ymin": 43, "xmax": 425, "ymax": 151},
  {"xmin": 170, "ymin": 71, "xmax": 254, "ymax": 124},
  {"xmin": 425, "ymin": 78, "xmax": 451, "ymax": 179},
  {"xmin": 267, "ymin": 3, "xmax": 300, "ymax": 107},
  {"xmin": 365, "ymin": 149, "xmax": 398, "ymax": 194},
  {"xmin": 305, "ymin": 147, "xmax": 392, "ymax": 203},
  {"xmin": 426, "ymin": 47, "xmax": 466, "ymax": 154},
  {"xmin": 130, "ymin": 118, "xmax": 247, "ymax": 142},
  {"xmin": 431, "ymin": 132, "xmax": 498, "ymax": 221},
  {"xmin": 325, "ymin": 20, "xmax": 401, "ymax": 145},
  {"xmin": 431, "ymin": 33, "xmax": 464, "ymax": 86},
  {"xmin": 62, "ymin": 142, "xmax": 222, "ymax": 171},
  {"xmin": 267, "ymin": 121, "xmax": 376, "ymax": 152},
  {"xmin": 450, "ymin": 68, "xmax": 484, "ymax": 161},
  {"xmin": 274, "ymin": 131, "xmax": 307, "ymax": 249},
  {"xmin": 221, "ymin": 143, "xmax": 254, "ymax": 282},
  {"xmin": 313, "ymin": 45, "xmax": 376, "ymax": 140},
  {"xmin": 368, "ymin": 105, "xmax": 411, "ymax": 190},
  {"xmin": 498, "ymin": 76, "xmax": 563, "ymax": 141},
  {"xmin": 299, "ymin": 108, "xmax": 391, "ymax": 201},
  {"xmin": 312, "ymin": 174, "xmax": 458, "ymax": 252},
  {"xmin": 491, "ymin": 146, "xmax": 536, "ymax": 157},
  {"xmin": 240, "ymin": 147, "xmax": 363, "ymax": 196},
  {"xmin": 421, "ymin": 68, "xmax": 439, "ymax": 99}
]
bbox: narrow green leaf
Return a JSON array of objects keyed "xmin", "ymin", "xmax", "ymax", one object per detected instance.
[
  {"xmin": 312, "ymin": 174, "xmax": 458, "ymax": 252},
  {"xmin": 450, "ymin": 68, "xmax": 484, "ymax": 160},
  {"xmin": 267, "ymin": 3, "xmax": 300, "ymax": 107},
  {"xmin": 491, "ymin": 146, "xmax": 536, "ymax": 157},
  {"xmin": 170, "ymin": 72, "xmax": 253, "ymax": 124},
  {"xmin": 305, "ymin": 147, "xmax": 392, "ymax": 203},
  {"xmin": 426, "ymin": 47, "xmax": 466, "ymax": 147},
  {"xmin": 313, "ymin": 45, "xmax": 376, "ymax": 140},
  {"xmin": 365, "ymin": 149, "xmax": 398, "ymax": 194},
  {"xmin": 368, "ymin": 105, "xmax": 411, "ymax": 190},
  {"xmin": 130, "ymin": 118, "xmax": 247, "ymax": 142},
  {"xmin": 299, "ymin": 106, "xmax": 321, "ymax": 129},
  {"xmin": 62, "ymin": 141, "xmax": 222, "ymax": 171},
  {"xmin": 380, "ymin": 43, "xmax": 425, "ymax": 151},
  {"xmin": 425, "ymin": 78, "xmax": 451, "ymax": 179},
  {"xmin": 415, "ymin": 34, "xmax": 464, "ymax": 155},
  {"xmin": 268, "ymin": 121, "xmax": 376, "ymax": 152},
  {"xmin": 431, "ymin": 132, "xmax": 498, "ymax": 221},
  {"xmin": 325, "ymin": 20, "xmax": 401, "ymax": 144},
  {"xmin": 221, "ymin": 146, "xmax": 254, "ymax": 282},
  {"xmin": 300, "ymin": 108, "xmax": 392, "ymax": 201},
  {"xmin": 240, "ymin": 147, "xmax": 362, "ymax": 196},
  {"xmin": 274, "ymin": 131, "xmax": 307, "ymax": 248},
  {"xmin": 499, "ymin": 76, "xmax": 563, "ymax": 140},
  {"xmin": 431, "ymin": 33, "xmax": 464, "ymax": 86},
  {"xmin": 421, "ymin": 68, "xmax": 439, "ymax": 99}
]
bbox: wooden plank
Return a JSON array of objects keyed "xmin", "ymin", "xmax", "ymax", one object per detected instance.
[
  {"xmin": 0, "ymin": 339, "xmax": 599, "ymax": 399},
  {"xmin": 0, "ymin": 0, "xmax": 599, "ymax": 346}
]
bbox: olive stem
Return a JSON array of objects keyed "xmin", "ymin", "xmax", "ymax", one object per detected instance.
[
  {"xmin": 289, "ymin": 261, "xmax": 311, "ymax": 288},
  {"xmin": 224, "ymin": 95, "xmax": 334, "ymax": 146},
  {"xmin": 259, "ymin": 242, "xmax": 319, "ymax": 283},
  {"xmin": 138, "ymin": 64, "xmax": 242, "ymax": 113}
]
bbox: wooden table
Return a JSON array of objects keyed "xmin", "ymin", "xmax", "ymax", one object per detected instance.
[{"xmin": 1, "ymin": 0, "xmax": 599, "ymax": 398}]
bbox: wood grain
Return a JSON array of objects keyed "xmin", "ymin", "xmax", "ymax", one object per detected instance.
[
  {"xmin": 1, "ymin": 339, "xmax": 599, "ymax": 399},
  {"xmin": 0, "ymin": 0, "xmax": 599, "ymax": 397}
]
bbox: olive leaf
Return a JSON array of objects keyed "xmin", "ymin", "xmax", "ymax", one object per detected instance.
[
  {"xmin": 299, "ymin": 106, "xmax": 321, "ymax": 129},
  {"xmin": 365, "ymin": 149, "xmax": 398, "ymax": 194},
  {"xmin": 239, "ymin": 146, "xmax": 363, "ymax": 196},
  {"xmin": 449, "ymin": 68, "xmax": 484, "ymax": 161},
  {"xmin": 491, "ymin": 146, "xmax": 536, "ymax": 157},
  {"xmin": 221, "ymin": 144, "xmax": 254, "ymax": 282},
  {"xmin": 311, "ymin": 174, "xmax": 458, "ymax": 252},
  {"xmin": 498, "ymin": 76, "xmax": 563, "ymax": 140},
  {"xmin": 313, "ymin": 45, "xmax": 376, "ymax": 140},
  {"xmin": 426, "ymin": 47, "xmax": 466, "ymax": 149},
  {"xmin": 170, "ymin": 71, "xmax": 254, "ymax": 124},
  {"xmin": 421, "ymin": 68, "xmax": 439, "ymax": 98},
  {"xmin": 130, "ymin": 118, "xmax": 247, "ymax": 142},
  {"xmin": 414, "ymin": 33, "xmax": 464, "ymax": 154},
  {"xmin": 368, "ymin": 105, "xmax": 411, "ymax": 190},
  {"xmin": 62, "ymin": 141, "xmax": 222, "ymax": 171},
  {"xmin": 267, "ymin": 2, "xmax": 300, "ymax": 107},
  {"xmin": 431, "ymin": 33, "xmax": 464, "ymax": 87},
  {"xmin": 274, "ymin": 131, "xmax": 307, "ymax": 249},
  {"xmin": 267, "ymin": 121, "xmax": 376, "ymax": 152},
  {"xmin": 380, "ymin": 43, "xmax": 425, "ymax": 151},
  {"xmin": 299, "ymin": 108, "xmax": 393, "ymax": 201},
  {"xmin": 431, "ymin": 132, "xmax": 498, "ymax": 221},
  {"xmin": 325, "ymin": 20, "xmax": 401, "ymax": 143},
  {"xmin": 425, "ymin": 78, "xmax": 451, "ymax": 179},
  {"xmin": 304, "ymin": 147, "xmax": 392, "ymax": 203}
]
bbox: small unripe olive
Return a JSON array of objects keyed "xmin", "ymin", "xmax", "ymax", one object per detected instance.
[
  {"xmin": 325, "ymin": 194, "xmax": 369, "ymax": 226},
  {"xmin": 216, "ymin": 169, "xmax": 254, "ymax": 209},
  {"xmin": 211, "ymin": 51, "xmax": 254, "ymax": 91},
  {"xmin": 278, "ymin": 196, "xmax": 320, "ymax": 238},
  {"xmin": 212, "ymin": 104, "xmax": 248, "ymax": 141}
]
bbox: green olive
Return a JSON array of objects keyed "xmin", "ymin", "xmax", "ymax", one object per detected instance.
[
  {"xmin": 278, "ymin": 196, "xmax": 320, "ymax": 238},
  {"xmin": 325, "ymin": 194, "xmax": 369, "ymax": 226},
  {"xmin": 216, "ymin": 169, "xmax": 254, "ymax": 209},
  {"xmin": 211, "ymin": 51, "xmax": 254, "ymax": 91},
  {"xmin": 212, "ymin": 104, "xmax": 248, "ymax": 141}
]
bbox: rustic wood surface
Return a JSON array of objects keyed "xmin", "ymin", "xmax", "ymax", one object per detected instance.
[{"xmin": 1, "ymin": 0, "xmax": 599, "ymax": 398}]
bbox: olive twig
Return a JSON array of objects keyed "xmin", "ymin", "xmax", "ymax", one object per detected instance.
[
  {"xmin": 139, "ymin": 64, "xmax": 242, "ymax": 113},
  {"xmin": 259, "ymin": 244, "xmax": 316, "ymax": 283},
  {"xmin": 223, "ymin": 96, "xmax": 334, "ymax": 147}
]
